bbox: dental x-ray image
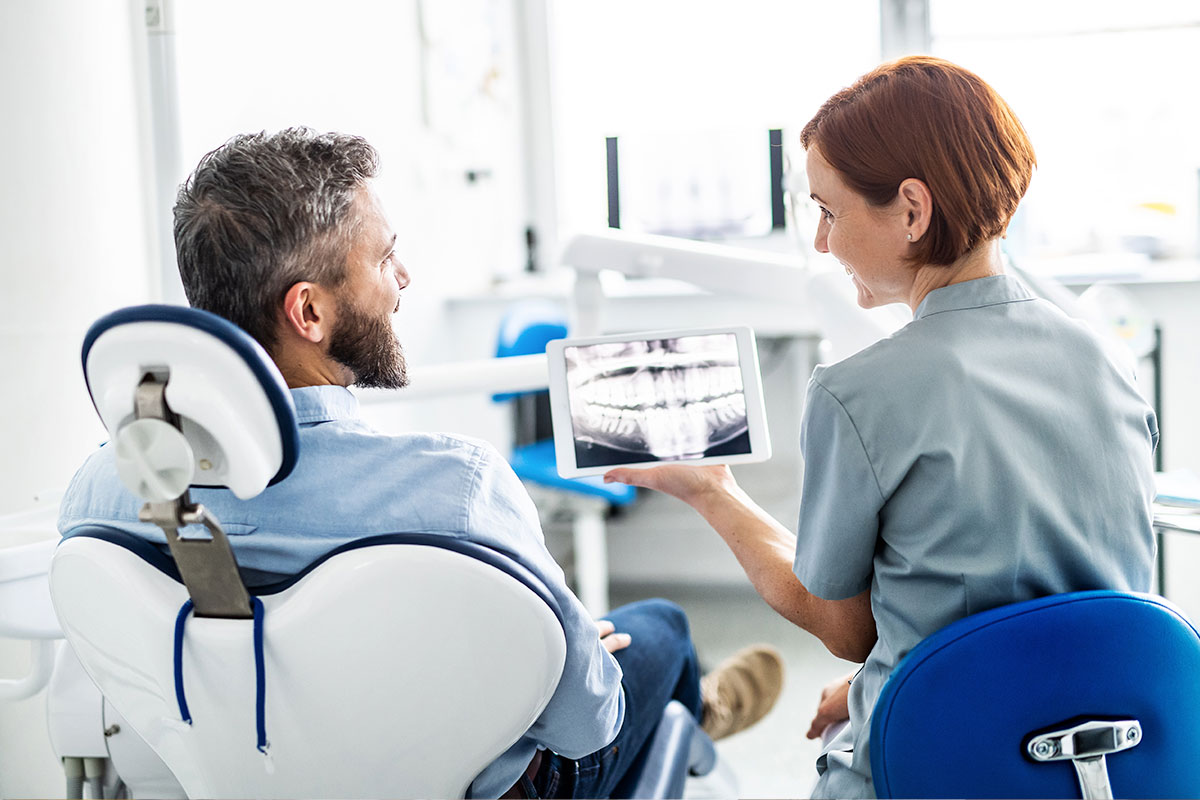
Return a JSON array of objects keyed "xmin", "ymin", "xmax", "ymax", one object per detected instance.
[{"xmin": 564, "ymin": 333, "xmax": 751, "ymax": 468}]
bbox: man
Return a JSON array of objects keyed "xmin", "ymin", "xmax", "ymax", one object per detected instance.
[{"xmin": 59, "ymin": 128, "xmax": 783, "ymax": 798}]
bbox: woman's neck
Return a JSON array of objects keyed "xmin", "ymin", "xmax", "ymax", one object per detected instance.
[{"xmin": 906, "ymin": 238, "xmax": 1004, "ymax": 312}]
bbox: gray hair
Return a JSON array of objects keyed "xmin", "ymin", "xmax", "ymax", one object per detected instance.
[{"xmin": 173, "ymin": 127, "xmax": 380, "ymax": 352}]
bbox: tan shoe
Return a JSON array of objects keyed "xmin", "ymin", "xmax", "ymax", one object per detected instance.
[{"xmin": 699, "ymin": 644, "xmax": 785, "ymax": 740}]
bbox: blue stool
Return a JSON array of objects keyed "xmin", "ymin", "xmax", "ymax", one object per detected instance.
[
  {"xmin": 871, "ymin": 590, "xmax": 1200, "ymax": 798},
  {"xmin": 495, "ymin": 302, "xmax": 635, "ymax": 614}
]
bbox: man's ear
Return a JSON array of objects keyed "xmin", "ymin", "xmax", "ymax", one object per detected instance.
[
  {"xmin": 897, "ymin": 178, "xmax": 933, "ymax": 243},
  {"xmin": 280, "ymin": 282, "xmax": 330, "ymax": 344}
]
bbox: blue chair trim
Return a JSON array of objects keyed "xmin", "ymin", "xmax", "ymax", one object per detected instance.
[
  {"xmin": 172, "ymin": 594, "xmax": 269, "ymax": 754},
  {"xmin": 252, "ymin": 596, "xmax": 268, "ymax": 754},
  {"xmin": 81, "ymin": 304, "xmax": 300, "ymax": 487},
  {"xmin": 173, "ymin": 598, "xmax": 194, "ymax": 725},
  {"xmin": 245, "ymin": 532, "xmax": 566, "ymax": 626},
  {"xmin": 59, "ymin": 526, "xmax": 564, "ymax": 626}
]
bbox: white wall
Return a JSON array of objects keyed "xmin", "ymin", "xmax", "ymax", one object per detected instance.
[
  {"xmin": 168, "ymin": 0, "xmax": 530, "ymax": 433},
  {"xmin": 551, "ymin": 0, "xmax": 882, "ymax": 236},
  {"xmin": 1, "ymin": 2, "xmax": 531, "ymax": 793},
  {"xmin": 0, "ymin": 1, "xmax": 157, "ymax": 795}
]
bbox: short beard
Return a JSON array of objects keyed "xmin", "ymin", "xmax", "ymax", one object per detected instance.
[{"xmin": 327, "ymin": 296, "xmax": 408, "ymax": 389}]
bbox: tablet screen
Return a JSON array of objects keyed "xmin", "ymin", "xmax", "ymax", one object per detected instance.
[{"xmin": 563, "ymin": 332, "xmax": 751, "ymax": 468}]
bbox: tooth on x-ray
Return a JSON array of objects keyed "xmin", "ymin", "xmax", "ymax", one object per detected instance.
[{"xmin": 565, "ymin": 334, "xmax": 750, "ymax": 460}]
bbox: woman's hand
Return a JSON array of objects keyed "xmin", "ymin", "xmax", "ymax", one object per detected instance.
[
  {"xmin": 805, "ymin": 672, "xmax": 854, "ymax": 739},
  {"xmin": 603, "ymin": 463, "xmax": 738, "ymax": 508}
]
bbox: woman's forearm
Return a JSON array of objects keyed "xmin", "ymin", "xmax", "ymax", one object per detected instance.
[
  {"xmin": 693, "ymin": 481, "xmax": 877, "ymax": 662},
  {"xmin": 602, "ymin": 463, "xmax": 878, "ymax": 660}
]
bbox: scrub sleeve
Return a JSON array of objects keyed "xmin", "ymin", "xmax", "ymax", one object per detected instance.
[{"xmin": 791, "ymin": 374, "xmax": 884, "ymax": 601}]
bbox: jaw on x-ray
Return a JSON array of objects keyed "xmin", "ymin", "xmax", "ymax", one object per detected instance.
[{"xmin": 565, "ymin": 333, "xmax": 751, "ymax": 468}]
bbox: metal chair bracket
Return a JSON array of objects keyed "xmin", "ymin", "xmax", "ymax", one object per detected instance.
[
  {"xmin": 134, "ymin": 374, "xmax": 253, "ymax": 619},
  {"xmin": 1027, "ymin": 719, "xmax": 1141, "ymax": 800}
]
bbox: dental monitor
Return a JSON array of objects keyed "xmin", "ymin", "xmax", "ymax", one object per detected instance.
[{"xmin": 547, "ymin": 326, "xmax": 771, "ymax": 478}]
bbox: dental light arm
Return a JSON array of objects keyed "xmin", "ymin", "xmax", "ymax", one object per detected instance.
[
  {"xmin": 563, "ymin": 229, "xmax": 811, "ymax": 314},
  {"xmin": 355, "ymin": 353, "xmax": 549, "ymax": 403},
  {"xmin": 561, "ymin": 229, "xmax": 902, "ymax": 361},
  {"xmin": 358, "ymin": 231, "xmax": 900, "ymax": 404}
]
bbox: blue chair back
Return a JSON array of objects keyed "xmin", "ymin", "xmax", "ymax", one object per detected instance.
[
  {"xmin": 490, "ymin": 302, "xmax": 635, "ymax": 505},
  {"xmin": 870, "ymin": 590, "xmax": 1200, "ymax": 798},
  {"xmin": 493, "ymin": 302, "xmax": 567, "ymax": 403}
]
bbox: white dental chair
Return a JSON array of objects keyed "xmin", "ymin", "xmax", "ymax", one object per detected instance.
[
  {"xmin": 51, "ymin": 304, "xmax": 718, "ymax": 799},
  {"xmin": 51, "ymin": 305, "xmax": 566, "ymax": 798},
  {"xmin": 54, "ymin": 530, "xmax": 568, "ymax": 798}
]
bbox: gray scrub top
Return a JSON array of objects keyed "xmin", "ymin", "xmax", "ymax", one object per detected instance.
[{"xmin": 793, "ymin": 275, "xmax": 1158, "ymax": 798}]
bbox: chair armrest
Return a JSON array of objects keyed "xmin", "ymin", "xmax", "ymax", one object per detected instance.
[{"xmin": 625, "ymin": 700, "xmax": 716, "ymax": 799}]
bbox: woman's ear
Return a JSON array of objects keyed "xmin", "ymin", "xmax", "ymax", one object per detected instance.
[
  {"xmin": 897, "ymin": 178, "xmax": 933, "ymax": 243},
  {"xmin": 280, "ymin": 282, "xmax": 330, "ymax": 344}
]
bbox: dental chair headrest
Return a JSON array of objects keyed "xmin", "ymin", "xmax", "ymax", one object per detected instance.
[{"xmin": 82, "ymin": 305, "xmax": 300, "ymax": 501}]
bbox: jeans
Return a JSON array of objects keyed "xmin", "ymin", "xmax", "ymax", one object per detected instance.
[{"xmin": 529, "ymin": 598, "xmax": 703, "ymax": 799}]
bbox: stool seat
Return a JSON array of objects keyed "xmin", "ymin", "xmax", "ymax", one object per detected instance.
[{"xmin": 510, "ymin": 441, "xmax": 636, "ymax": 506}]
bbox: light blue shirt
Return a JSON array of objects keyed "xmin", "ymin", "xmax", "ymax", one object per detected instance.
[
  {"xmin": 59, "ymin": 385, "xmax": 625, "ymax": 799},
  {"xmin": 793, "ymin": 275, "xmax": 1158, "ymax": 798}
]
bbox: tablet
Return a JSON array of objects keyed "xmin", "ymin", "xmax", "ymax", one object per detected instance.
[{"xmin": 547, "ymin": 326, "xmax": 771, "ymax": 478}]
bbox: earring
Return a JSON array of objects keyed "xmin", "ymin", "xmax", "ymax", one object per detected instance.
[{"xmin": 906, "ymin": 233, "xmax": 913, "ymax": 241}]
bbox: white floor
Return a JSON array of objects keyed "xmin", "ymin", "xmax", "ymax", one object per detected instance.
[{"xmin": 609, "ymin": 582, "xmax": 856, "ymax": 799}]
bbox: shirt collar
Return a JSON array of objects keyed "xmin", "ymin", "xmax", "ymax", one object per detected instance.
[
  {"xmin": 913, "ymin": 274, "xmax": 1035, "ymax": 320},
  {"xmin": 290, "ymin": 385, "xmax": 360, "ymax": 424}
]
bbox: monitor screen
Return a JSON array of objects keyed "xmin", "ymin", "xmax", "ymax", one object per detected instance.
[{"xmin": 605, "ymin": 129, "xmax": 785, "ymax": 239}]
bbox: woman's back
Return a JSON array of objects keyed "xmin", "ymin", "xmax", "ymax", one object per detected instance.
[{"xmin": 795, "ymin": 274, "xmax": 1158, "ymax": 797}]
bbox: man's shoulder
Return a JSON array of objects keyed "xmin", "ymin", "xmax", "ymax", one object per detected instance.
[
  {"xmin": 57, "ymin": 443, "xmax": 145, "ymax": 534},
  {"xmin": 338, "ymin": 426, "xmax": 505, "ymax": 468},
  {"xmin": 304, "ymin": 424, "xmax": 522, "ymax": 508}
]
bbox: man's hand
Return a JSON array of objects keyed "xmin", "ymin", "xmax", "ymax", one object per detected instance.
[
  {"xmin": 597, "ymin": 619, "xmax": 631, "ymax": 654},
  {"xmin": 805, "ymin": 672, "xmax": 853, "ymax": 739}
]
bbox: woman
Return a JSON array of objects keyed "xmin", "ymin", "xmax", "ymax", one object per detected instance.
[{"xmin": 605, "ymin": 56, "xmax": 1159, "ymax": 798}]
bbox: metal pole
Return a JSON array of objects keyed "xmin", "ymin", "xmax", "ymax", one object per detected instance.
[
  {"xmin": 144, "ymin": 0, "xmax": 186, "ymax": 304},
  {"xmin": 1153, "ymin": 324, "xmax": 1166, "ymax": 595},
  {"xmin": 1153, "ymin": 324, "xmax": 1164, "ymax": 471},
  {"xmin": 513, "ymin": 0, "xmax": 560, "ymax": 273},
  {"xmin": 879, "ymin": 0, "xmax": 931, "ymax": 60}
]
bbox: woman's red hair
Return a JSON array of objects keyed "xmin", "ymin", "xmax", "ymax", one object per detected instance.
[{"xmin": 801, "ymin": 56, "xmax": 1036, "ymax": 266}]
